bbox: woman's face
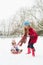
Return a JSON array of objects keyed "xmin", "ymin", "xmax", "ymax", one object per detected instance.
[
  {"xmin": 24, "ymin": 26, "xmax": 30, "ymax": 29},
  {"xmin": 24, "ymin": 26, "xmax": 28, "ymax": 29},
  {"xmin": 24, "ymin": 26, "xmax": 30, "ymax": 34}
]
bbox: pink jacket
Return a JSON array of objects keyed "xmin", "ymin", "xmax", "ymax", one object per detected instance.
[
  {"xmin": 28, "ymin": 27, "xmax": 38, "ymax": 44},
  {"xmin": 22, "ymin": 27, "xmax": 38, "ymax": 44}
]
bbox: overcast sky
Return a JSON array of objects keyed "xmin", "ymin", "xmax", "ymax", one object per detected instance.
[{"xmin": 0, "ymin": 0, "xmax": 35, "ymax": 20}]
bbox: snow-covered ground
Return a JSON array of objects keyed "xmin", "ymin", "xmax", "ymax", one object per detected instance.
[{"xmin": 0, "ymin": 36, "xmax": 43, "ymax": 65}]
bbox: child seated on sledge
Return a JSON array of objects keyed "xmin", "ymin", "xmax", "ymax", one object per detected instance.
[{"xmin": 11, "ymin": 40, "xmax": 22, "ymax": 54}]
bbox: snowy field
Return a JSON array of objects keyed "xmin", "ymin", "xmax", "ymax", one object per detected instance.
[{"xmin": 0, "ymin": 36, "xmax": 43, "ymax": 65}]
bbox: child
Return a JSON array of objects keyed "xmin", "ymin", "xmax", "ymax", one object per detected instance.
[
  {"xmin": 18, "ymin": 21, "xmax": 38, "ymax": 56},
  {"xmin": 11, "ymin": 40, "xmax": 22, "ymax": 54}
]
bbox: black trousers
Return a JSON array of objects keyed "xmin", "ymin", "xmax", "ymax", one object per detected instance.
[{"xmin": 28, "ymin": 43, "xmax": 34, "ymax": 49}]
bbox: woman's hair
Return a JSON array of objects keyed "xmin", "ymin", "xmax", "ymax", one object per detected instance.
[{"xmin": 24, "ymin": 27, "xmax": 27, "ymax": 36}]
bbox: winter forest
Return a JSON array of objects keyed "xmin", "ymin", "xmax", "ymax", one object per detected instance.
[{"xmin": 0, "ymin": 0, "xmax": 43, "ymax": 37}]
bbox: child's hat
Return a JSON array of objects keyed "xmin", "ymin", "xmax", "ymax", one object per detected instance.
[{"xmin": 23, "ymin": 21, "xmax": 30, "ymax": 26}]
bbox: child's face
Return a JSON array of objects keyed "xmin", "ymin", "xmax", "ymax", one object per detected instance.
[
  {"xmin": 12, "ymin": 40, "xmax": 16, "ymax": 47},
  {"xmin": 12, "ymin": 43, "xmax": 16, "ymax": 47}
]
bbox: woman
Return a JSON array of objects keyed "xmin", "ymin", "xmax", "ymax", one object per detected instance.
[{"xmin": 18, "ymin": 21, "xmax": 38, "ymax": 56}]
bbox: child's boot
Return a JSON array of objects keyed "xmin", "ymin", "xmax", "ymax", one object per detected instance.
[
  {"xmin": 27, "ymin": 48, "xmax": 31, "ymax": 54},
  {"xmin": 32, "ymin": 48, "xmax": 35, "ymax": 56}
]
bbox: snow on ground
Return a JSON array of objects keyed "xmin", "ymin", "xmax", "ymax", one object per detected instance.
[{"xmin": 0, "ymin": 36, "xmax": 43, "ymax": 65}]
